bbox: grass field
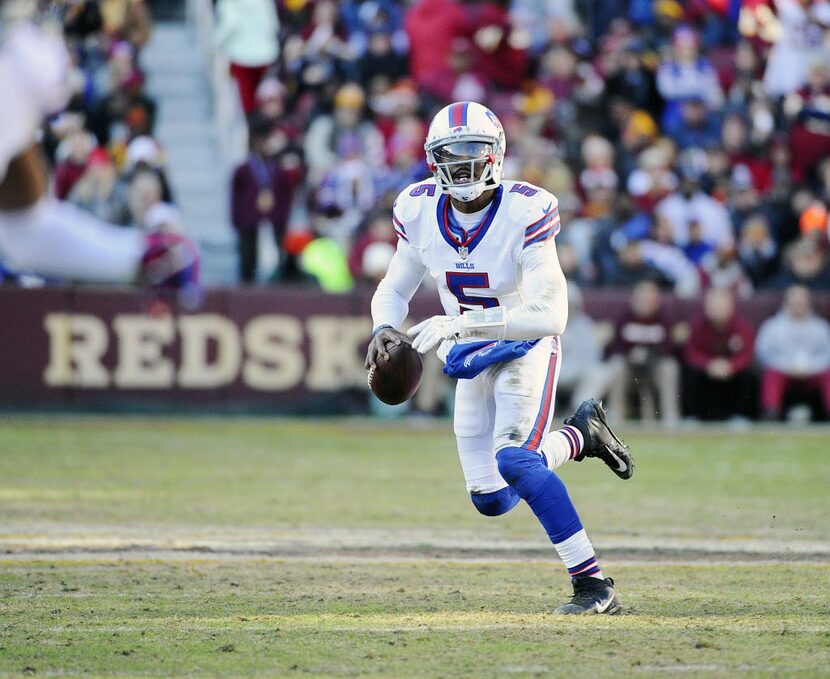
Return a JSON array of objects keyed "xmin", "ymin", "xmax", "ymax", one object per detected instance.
[{"xmin": 1, "ymin": 417, "xmax": 829, "ymax": 677}]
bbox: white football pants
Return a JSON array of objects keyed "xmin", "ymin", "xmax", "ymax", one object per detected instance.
[{"xmin": 453, "ymin": 336, "xmax": 562, "ymax": 495}]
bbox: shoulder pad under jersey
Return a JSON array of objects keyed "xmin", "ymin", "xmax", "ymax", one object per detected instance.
[
  {"xmin": 501, "ymin": 181, "xmax": 560, "ymax": 249},
  {"xmin": 391, "ymin": 180, "xmax": 440, "ymax": 246}
]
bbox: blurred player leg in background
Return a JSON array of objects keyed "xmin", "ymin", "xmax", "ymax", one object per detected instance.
[{"xmin": 0, "ymin": 14, "xmax": 199, "ymax": 299}]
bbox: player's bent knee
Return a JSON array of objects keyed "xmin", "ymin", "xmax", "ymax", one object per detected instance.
[
  {"xmin": 496, "ymin": 446, "xmax": 549, "ymax": 497},
  {"xmin": 496, "ymin": 446, "xmax": 534, "ymax": 486},
  {"xmin": 470, "ymin": 487, "xmax": 520, "ymax": 516}
]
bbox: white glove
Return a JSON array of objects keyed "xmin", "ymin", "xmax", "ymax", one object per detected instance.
[
  {"xmin": 407, "ymin": 315, "xmax": 463, "ymax": 354},
  {"xmin": 408, "ymin": 307, "xmax": 509, "ymax": 353}
]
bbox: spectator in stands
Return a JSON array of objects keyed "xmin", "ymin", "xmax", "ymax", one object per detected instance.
[
  {"xmin": 299, "ymin": 235, "xmax": 354, "ymax": 293},
  {"xmin": 54, "ymin": 130, "xmax": 96, "ymax": 200},
  {"xmin": 282, "ymin": 0, "xmax": 350, "ymax": 93},
  {"xmin": 128, "ymin": 168, "xmax": 175, "ymax": 232},
  {"xmin": 736, "ymin": 212, "xmax": 778, "ymax": 286},
  {"xmin": 230, "ymin": 115, "xmax": 295, "ymax": 283},
  {"xmin": 763, "ymin": 0, "xmax": 816, "ymax": 97},
  {"xmin": 123, "ymin": 135, "xmax": 174, "ymax": 203},
  {"xmin": 404, "ymin": 0, "xmax": 469, "ymax": 98},
  {"xmin": 88, "ymin": 49, "xmax": 157, "ymax": 145},
  {"xmin": 756, "ymin": 285, "xmax": 830, "ymax": 420},
  {"xmin": 606, "ymin": 280, "xmax": 681, "ymax": 424},
  {"xmin": 664, "ymin": 96, "xmax": 721, "ymax": 151},
  {"xmin": 214, "ymin": 0, "xmax": 280, "ymax": 114},
  {"xmin": 348, "ymin": 211, "xmax": 396, "ymax": 282},
  {"xmin": 558, "ymin": 285, "xmax": 615, "ymax": 413},
  {"xmin": 304, "ymin": 83, "xmax": 384, "ymax": 183},
  {"xmin": 578, "ymin": 135, "xmax": 618, "ymax": 219},
  {"xmin": 356, "ymin": 27, "xmax": 408, "ymax": 88},
  {"xmin": 767, "ymin": 237, "xmax": 830, "ymax": 290},
  {"xmin": 682, "ymin": 287, "xmax": 755, "ymax": 421},
  {"xmin": 468, "ymin": 1, "xmax": 529, "ymax": 92},
  {"xmin": 100, "ymin": 0, "xmax": 153, "ymax": 51},
  {"xmin": 68, "ymin": 148, "xmax": 130, "ymax": 225},
  {"xmin": 314, "ymin": 133, "xmax": 379, "ymax": 247},
  {"xmin": 656, "ymin": 158, "xmax": 734, "ymax": 251},
  {"xmin": 787, "ymin": 58, "xmax": 830, "ymax": 183},
  {"xmin": 604, "ymin": 40, "xmax": 661, "ymax": 115},
  {"xmin": 798, "ymin": 201, "xmax": 829, "ymax": 243},
  {"xmin": 613, "ymin": 213, "xmax": 701, "ymax": 297},
  {"xmin": 656, "ymin": 25, "xmax": 723, "ymax": 130}
]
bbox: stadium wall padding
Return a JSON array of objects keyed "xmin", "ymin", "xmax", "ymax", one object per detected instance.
[{"xmin": 0, "ymin": 286, "xmax": 826, "ymax": 413}]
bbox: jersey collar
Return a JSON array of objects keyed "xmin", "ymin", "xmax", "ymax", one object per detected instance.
[{"xmin": 437, "ymin": 185, "xmax": 503, "ymax": 257}]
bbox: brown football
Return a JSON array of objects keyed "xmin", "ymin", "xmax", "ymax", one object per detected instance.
[{"xmin": 367, "ymin": 339, "xmax": 423, "ymax": 405}]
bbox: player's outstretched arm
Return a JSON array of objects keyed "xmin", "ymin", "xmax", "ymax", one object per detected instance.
[
  {"xmin": 0, "ymin": 145, "xmax": 47, "ymax": 210},
  {"xmin": 366, "ymin": 241, "xmax": 427, "ymax": 369}
]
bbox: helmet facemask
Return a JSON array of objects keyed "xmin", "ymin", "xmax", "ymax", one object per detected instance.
[{"xmin": 428, "ymin": 140, "xmax": 497, "ymax": 202}]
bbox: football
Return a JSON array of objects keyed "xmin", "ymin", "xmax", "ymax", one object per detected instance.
[{"xmin": 367, "ymin": 339, "xmax": 423, "ymax": 405}]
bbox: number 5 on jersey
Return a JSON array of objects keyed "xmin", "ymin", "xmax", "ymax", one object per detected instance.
[{"xmin": 446, "ymin": 272, "xmax": 499, "ymax": 312}]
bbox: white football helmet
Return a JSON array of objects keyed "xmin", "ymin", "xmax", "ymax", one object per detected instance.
[{"xmin": 425, "ymin": 102, "xmax": 506, "ymax": 202}]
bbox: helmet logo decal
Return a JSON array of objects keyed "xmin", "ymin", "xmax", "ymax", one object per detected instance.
[{"xmin": 448, "ymin": 102, "xmax": 469, "ymax": 127}]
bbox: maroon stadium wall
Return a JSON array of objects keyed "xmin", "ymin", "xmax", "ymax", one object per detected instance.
[{"xmin": 0, "ymin": 286, "xmax": 826, "ymax": 412}]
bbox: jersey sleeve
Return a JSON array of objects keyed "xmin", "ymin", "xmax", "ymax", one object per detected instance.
[
  {"xmin": 389, "ymin": 181, "xmax": 437, "ymax": 247},
  {"xmin": 520, "ymin": 190, "xmax": 560, "ymax": 250},
  {"xmin": 370, "ymin": 187, "xmax": 430, "ymax": 330}
]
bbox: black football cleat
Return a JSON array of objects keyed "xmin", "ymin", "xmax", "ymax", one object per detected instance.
[
  {"xmin": 554, "ymin": 576, "xmax": 622, "ymax": 615},
  {"xmin": 565, "ymin": 399, "xmax": 634, "ymax": 480}
]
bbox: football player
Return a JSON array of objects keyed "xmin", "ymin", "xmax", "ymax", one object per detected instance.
[
  {"xmin": 366, "ymin": 102, "xmax": 635, "ymax": 615},
  {"xmin": 0, "ymin": 7, "xmax": 199, "ymax": 298}
]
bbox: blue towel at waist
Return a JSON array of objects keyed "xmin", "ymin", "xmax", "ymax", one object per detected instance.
[{"xmin": 443, "ymin": 339, "xmax": 540, "ymax": 379}]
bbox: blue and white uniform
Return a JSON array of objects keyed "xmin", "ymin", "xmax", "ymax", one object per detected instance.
[
  {"xmin": 371, "ymin": 100, "xmax": 609, "ymax": 589},
  {"xmin": 372, "ymin": 178, "xmax": 577, "ymax": 495}
]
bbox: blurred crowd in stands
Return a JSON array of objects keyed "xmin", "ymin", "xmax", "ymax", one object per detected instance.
[
  {"xmin": 558, "ymin": 281, "xmax": 830, "ymax": 423},
  {"xmin": 217, "ymin": 0, "xmax": 830, "ymax": 297}
]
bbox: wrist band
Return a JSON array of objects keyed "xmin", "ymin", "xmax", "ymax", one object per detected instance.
[{"xmin": 372, "ymin": 324, "xmax": 393, "ymax": 337}]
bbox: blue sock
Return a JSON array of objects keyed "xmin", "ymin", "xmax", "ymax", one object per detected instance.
[{"xmin": 496, "ymin": 446, "xmax": 584, "ymax": 544}]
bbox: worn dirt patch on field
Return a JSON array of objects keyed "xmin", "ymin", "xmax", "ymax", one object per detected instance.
[{"xmin": 1, "ymin": 523, "xmax": 827, "ymax": 564}]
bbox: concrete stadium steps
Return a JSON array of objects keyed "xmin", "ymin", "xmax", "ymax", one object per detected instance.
[{"xmin": 143, "ymin": 21, "xmax": 236, "ymax": 284}]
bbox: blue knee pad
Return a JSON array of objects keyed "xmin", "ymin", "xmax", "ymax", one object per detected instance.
[
  {"xmin": 470, "ymin": 487, "xmax": 520, "ymax": 517},
  {"xmin": 496, "ymin": 446, "xmax": 549, "ymax": 498},
  {"xmin": 496, "ymin": 446, "xmax": 583, "ymax": 544}
]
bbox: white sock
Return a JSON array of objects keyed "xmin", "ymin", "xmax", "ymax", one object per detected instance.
[
  {"xmin": 554, "ymin": 529, "xmax": 604, "ymax": 580},
  {"xmin": 542, "ymin": 425, "xmax": 584, "ymax": 470}
]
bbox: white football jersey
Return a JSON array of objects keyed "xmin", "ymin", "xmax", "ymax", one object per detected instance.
[{"xmin": 392, "ymin": 179, "xmax": 560, "ymax": 317}]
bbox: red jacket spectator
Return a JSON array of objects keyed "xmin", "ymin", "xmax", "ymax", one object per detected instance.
[
  {"xmin": 611, "ymin": 308, "xmax": 674, "ymax": 361},
  {"xmin": 54, "ymin": 160, "xmax": 87, "ymax": 200},
  {"xmin": 404, "ymin": 0, "xmax": 469, "ymax": 91},
  {"xmin": 467, "ymin": 2, "xmax": 528, "ymax": 91},
  {"xmin": 684, "ymin": 304, "xmax": 754, "ymax": 373}
]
